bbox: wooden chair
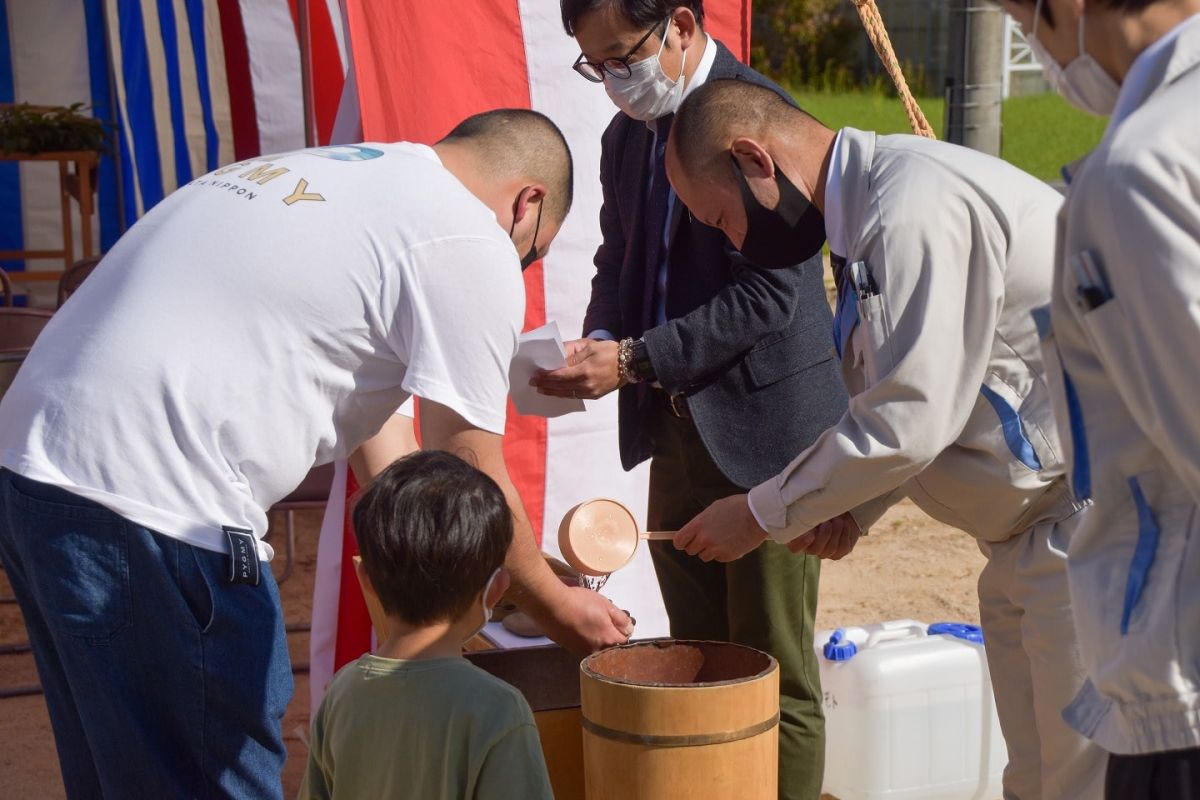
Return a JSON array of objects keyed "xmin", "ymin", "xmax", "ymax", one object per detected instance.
[
  {"xmin": 57, "ymin": 256, "xmax": 102, "ymax": 307},
  {"xmin": 0, "ymin": 307, "xmax": 55, "ymax": 400},
  {"xmin": 0, "ymin": 306, "xmax": 56, "ymax": 351}
]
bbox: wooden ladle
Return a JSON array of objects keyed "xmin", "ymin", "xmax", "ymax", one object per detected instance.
[{"xmin": 558, "ymin": 498, "xmax": 674, "ymax": 577}]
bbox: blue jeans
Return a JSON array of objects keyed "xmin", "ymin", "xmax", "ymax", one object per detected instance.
[{"xmin": 0, "ymin": 470, "xmax": 292, "ymax": 798}]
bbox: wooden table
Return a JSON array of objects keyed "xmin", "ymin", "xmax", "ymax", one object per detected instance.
[{"xmin": 0, "ymin": 149, "xmax": 99, "ymax": 282}]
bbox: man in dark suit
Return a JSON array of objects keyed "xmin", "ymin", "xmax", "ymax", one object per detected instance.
[{"xmin": 535, "ymin": 4, "xmax": 848, "ymax": 797}]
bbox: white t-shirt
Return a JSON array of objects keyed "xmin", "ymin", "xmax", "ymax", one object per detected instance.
[{"xmin": 0, "ymin": 143, "xmax": 524, "ymax": 558}]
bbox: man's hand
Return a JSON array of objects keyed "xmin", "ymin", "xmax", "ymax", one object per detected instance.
[
  {"xmin": 528, "ymin": 583, "xmax": 635, "ymax": 657},
  {"xmin": 673, "ymin": 494, "xmax": 768, "ymax": 563},
  {"xmin": 787, "ymin": 512, "xmax": 862, "ymax": 560},
  {"xmin": 531, "ymin": 338, "xmax": 623, "ymax": 400},
  {"xmin": 418, "ymin": 398, "xmax": 632, "ymax": 656}
]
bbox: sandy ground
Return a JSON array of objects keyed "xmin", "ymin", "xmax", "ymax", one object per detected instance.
[{"xmin": 0, "ymin": 500, "xmax": 985, "ymax": 797}]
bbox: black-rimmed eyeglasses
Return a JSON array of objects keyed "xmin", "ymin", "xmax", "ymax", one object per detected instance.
[{"xmin": 572, "ymin": 18, "xmax": 669, "ymax": 83}]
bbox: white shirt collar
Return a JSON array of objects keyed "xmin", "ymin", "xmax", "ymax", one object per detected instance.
[
  {"xmin": 682, "ymin": 33, "xmax": 717, "ymax": 101},
  {"xmin": 1110, "ymin": 13, "xmax": 1200, "ymax": 127},
  {"xmin": 649, "ymin": 33, "xmax": 717, "ymax": 132},
  {"xmin": 823, "ymin": 129, "xmax": 848, "ymax": 258}
]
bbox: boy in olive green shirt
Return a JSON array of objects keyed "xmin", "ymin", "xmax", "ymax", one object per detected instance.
[{"xmin": 300, "ymin": 451, "xmax": 553, "ymax": 800}]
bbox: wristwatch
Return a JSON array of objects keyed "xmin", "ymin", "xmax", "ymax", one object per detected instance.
[
  {"xmin": 631, "ymin": 338, "xmax": 655, "ymax": 383},
  {"xmin": 618, "ymin": 337, "xmax": 656, "ymax": 384}
]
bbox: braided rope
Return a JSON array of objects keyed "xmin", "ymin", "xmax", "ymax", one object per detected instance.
[{"xmin": 850, "ymin": 0, "xmax": 937, "ymax": 139}]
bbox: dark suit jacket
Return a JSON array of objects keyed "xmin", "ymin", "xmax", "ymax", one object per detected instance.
[{"xmin": 583, "ymin": 40, "xmax": 849, "ymax": 489}]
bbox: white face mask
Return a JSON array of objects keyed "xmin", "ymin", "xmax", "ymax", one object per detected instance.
[
  {"xmin": 604, "ymin": 24, "xmax": 688, "ymax": 121},
  {"xmin": 1028, "ymin": 0, "xmax": 1119, "ymax": 116},
  {"xmin": 468, "ymin": 568, "xmax": 502, "ymax": 641}
]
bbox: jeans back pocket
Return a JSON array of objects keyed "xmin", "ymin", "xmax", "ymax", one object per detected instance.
[{"xmin": 7, "ymin": 476, "xmax": 132, "ymax": 643}]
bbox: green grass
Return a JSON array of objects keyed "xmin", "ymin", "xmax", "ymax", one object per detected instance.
[
  {"xmin": 1000, "ymin": 93, "xmax": 1109, "ymax": 181},
  {"xmin": 793, "ymin": 90, "xmax": 1108, "ymax": 182}
]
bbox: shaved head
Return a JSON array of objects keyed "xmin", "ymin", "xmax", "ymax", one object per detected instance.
[
  {"xmin": 665, "ymin": 79, "xmax": 833, "ymax": 251},
  {"xmin": 670, "ymin": 79, "xmax": 826, "ymax": 185},
  {"xmin": 440, "ymin": 109, "xmax": 575, "ymax": 225}
]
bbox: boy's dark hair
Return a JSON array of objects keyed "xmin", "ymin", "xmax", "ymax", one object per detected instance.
[
  {"xmin": 352, "ymin": 451, "xmax": 513, "ymax": 626},
  {"xmin": 561, "ymin": 0, "xmax": 704, "ymax": 37}
]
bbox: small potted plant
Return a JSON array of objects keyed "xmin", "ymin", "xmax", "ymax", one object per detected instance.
[{"xmin": 0, "ymin": 102, "xmax": 108, "ymax": 155}]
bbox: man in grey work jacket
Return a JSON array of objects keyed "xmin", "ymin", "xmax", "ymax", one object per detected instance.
[
  {"xmin": 531, "ymin": 3, "xmax": 847, "ymax": 797},
  {"xmin": 667, "ymin": 79, "xmax": 1106, "ymax": 800},
  {"xmin": 1002, "ymin": 0, "xmax": 1200, "ymax": 795}
]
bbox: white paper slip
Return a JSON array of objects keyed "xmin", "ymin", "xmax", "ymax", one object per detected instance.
[
  {"xmin": 509, "ymin": 320, "xmax": 586, "ymax": 417},
  {"xmin": 480, "ymin": 621, "xmax": 553, "ymax": 650}
]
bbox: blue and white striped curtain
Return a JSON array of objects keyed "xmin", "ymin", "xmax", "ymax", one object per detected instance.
[{"xmin": 0, "ymin": 0, "xmax": 313, "ymax": 274}]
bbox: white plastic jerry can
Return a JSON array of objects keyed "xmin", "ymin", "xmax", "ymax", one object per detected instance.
[{"xmin": 815, "ymin": 620, "xmax": 1008, "ymax": 800}]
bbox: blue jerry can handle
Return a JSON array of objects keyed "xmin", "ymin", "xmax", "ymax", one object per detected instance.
[{"xmin": 928, "ymin": 622, "xmax": 984, "ymax": 645}]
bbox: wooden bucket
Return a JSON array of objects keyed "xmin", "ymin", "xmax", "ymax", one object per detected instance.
[{"xmin": 580, "ymin": 640, "xmax": 780, "ymax": 800}]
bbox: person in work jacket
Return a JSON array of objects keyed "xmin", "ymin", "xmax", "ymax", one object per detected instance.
[
  {"xmin": 663, "ymin": 78, "xmax": 1106, "ymax": 800},
  {"xmin": 1001, "ymin": 0, "xmax": 1200, "ymax": 795}
]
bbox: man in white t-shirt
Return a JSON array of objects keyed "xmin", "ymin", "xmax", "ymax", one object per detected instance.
[{"xmin": 0, "ymin": 109, "xmax": 632, "ymax": 799}]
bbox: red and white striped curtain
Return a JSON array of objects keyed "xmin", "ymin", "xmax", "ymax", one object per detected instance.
[{"xmin": 308, "ymin": 1, "xmax": 753, "ymax": 709}]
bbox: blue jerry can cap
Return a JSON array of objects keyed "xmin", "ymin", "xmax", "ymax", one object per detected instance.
[
  {"xmin": 928, "ymin": 622, "xmax": 984, "ymax": 645},
  {"xmin": 823, "ymin": 628, "xmax": 858, "ymax": 661}
]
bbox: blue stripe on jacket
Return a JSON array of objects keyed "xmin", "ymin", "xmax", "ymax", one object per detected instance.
[
  {"xmin": 980, "ymin": 385, "xmax": 1043, "ymax": 472},
  {"xmin": 1121, "ymin": 477, "xmax": 1162, "ymax": 635}
]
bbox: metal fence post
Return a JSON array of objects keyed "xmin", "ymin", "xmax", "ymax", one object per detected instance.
[{"xmin": 944, "ymin": 0, "xmax": 1004, "ymax": 155}]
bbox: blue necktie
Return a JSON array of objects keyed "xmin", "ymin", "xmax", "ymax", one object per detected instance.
[
  {"xmin": 831, "ymin": 252, "xmax": 848, "ymax": 298},
  {"xmin": 830, "ymin": 252, "xmax": 857, "ymax": 359},
  {"xmin": 643, "ymin": 115, "xmax": 673, "ymax": 330}
]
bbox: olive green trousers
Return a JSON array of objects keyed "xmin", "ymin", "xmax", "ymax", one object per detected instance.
[{"xmin": 646, "ymin": 408, "xmax": 825, "ymax": 800}]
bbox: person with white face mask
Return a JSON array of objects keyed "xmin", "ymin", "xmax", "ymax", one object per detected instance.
[
  {"xmin": 600, "ymin": 13, "xmax": 690, "ymax": 121},
  {"xmin": 537, "ymin": 3, "xmax": 850, "ymax": 798},
  {"xmin": 1023, "ymin": 0, "xmax": 1121, "ymax": 114},
  {"xmin": 1000, "ymin": 0, "xmax": 1200, "ymax": 795},
  {"xmin": 302, "ymin": 451, "xmax": 553, "ymax": 800}
]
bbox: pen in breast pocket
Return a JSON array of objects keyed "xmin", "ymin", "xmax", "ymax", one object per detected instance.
[{"xmin": 850, "ymin": 261, "xmax": 879, "ymax": 301}]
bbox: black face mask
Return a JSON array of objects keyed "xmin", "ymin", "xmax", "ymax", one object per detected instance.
[
  {"xmin": 510, "ymin": 191, "xmax": 544, "ymax": 271},
  {"xmin": 732, "ymin": 154, "xmax": 826, "ymax": 269}
]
